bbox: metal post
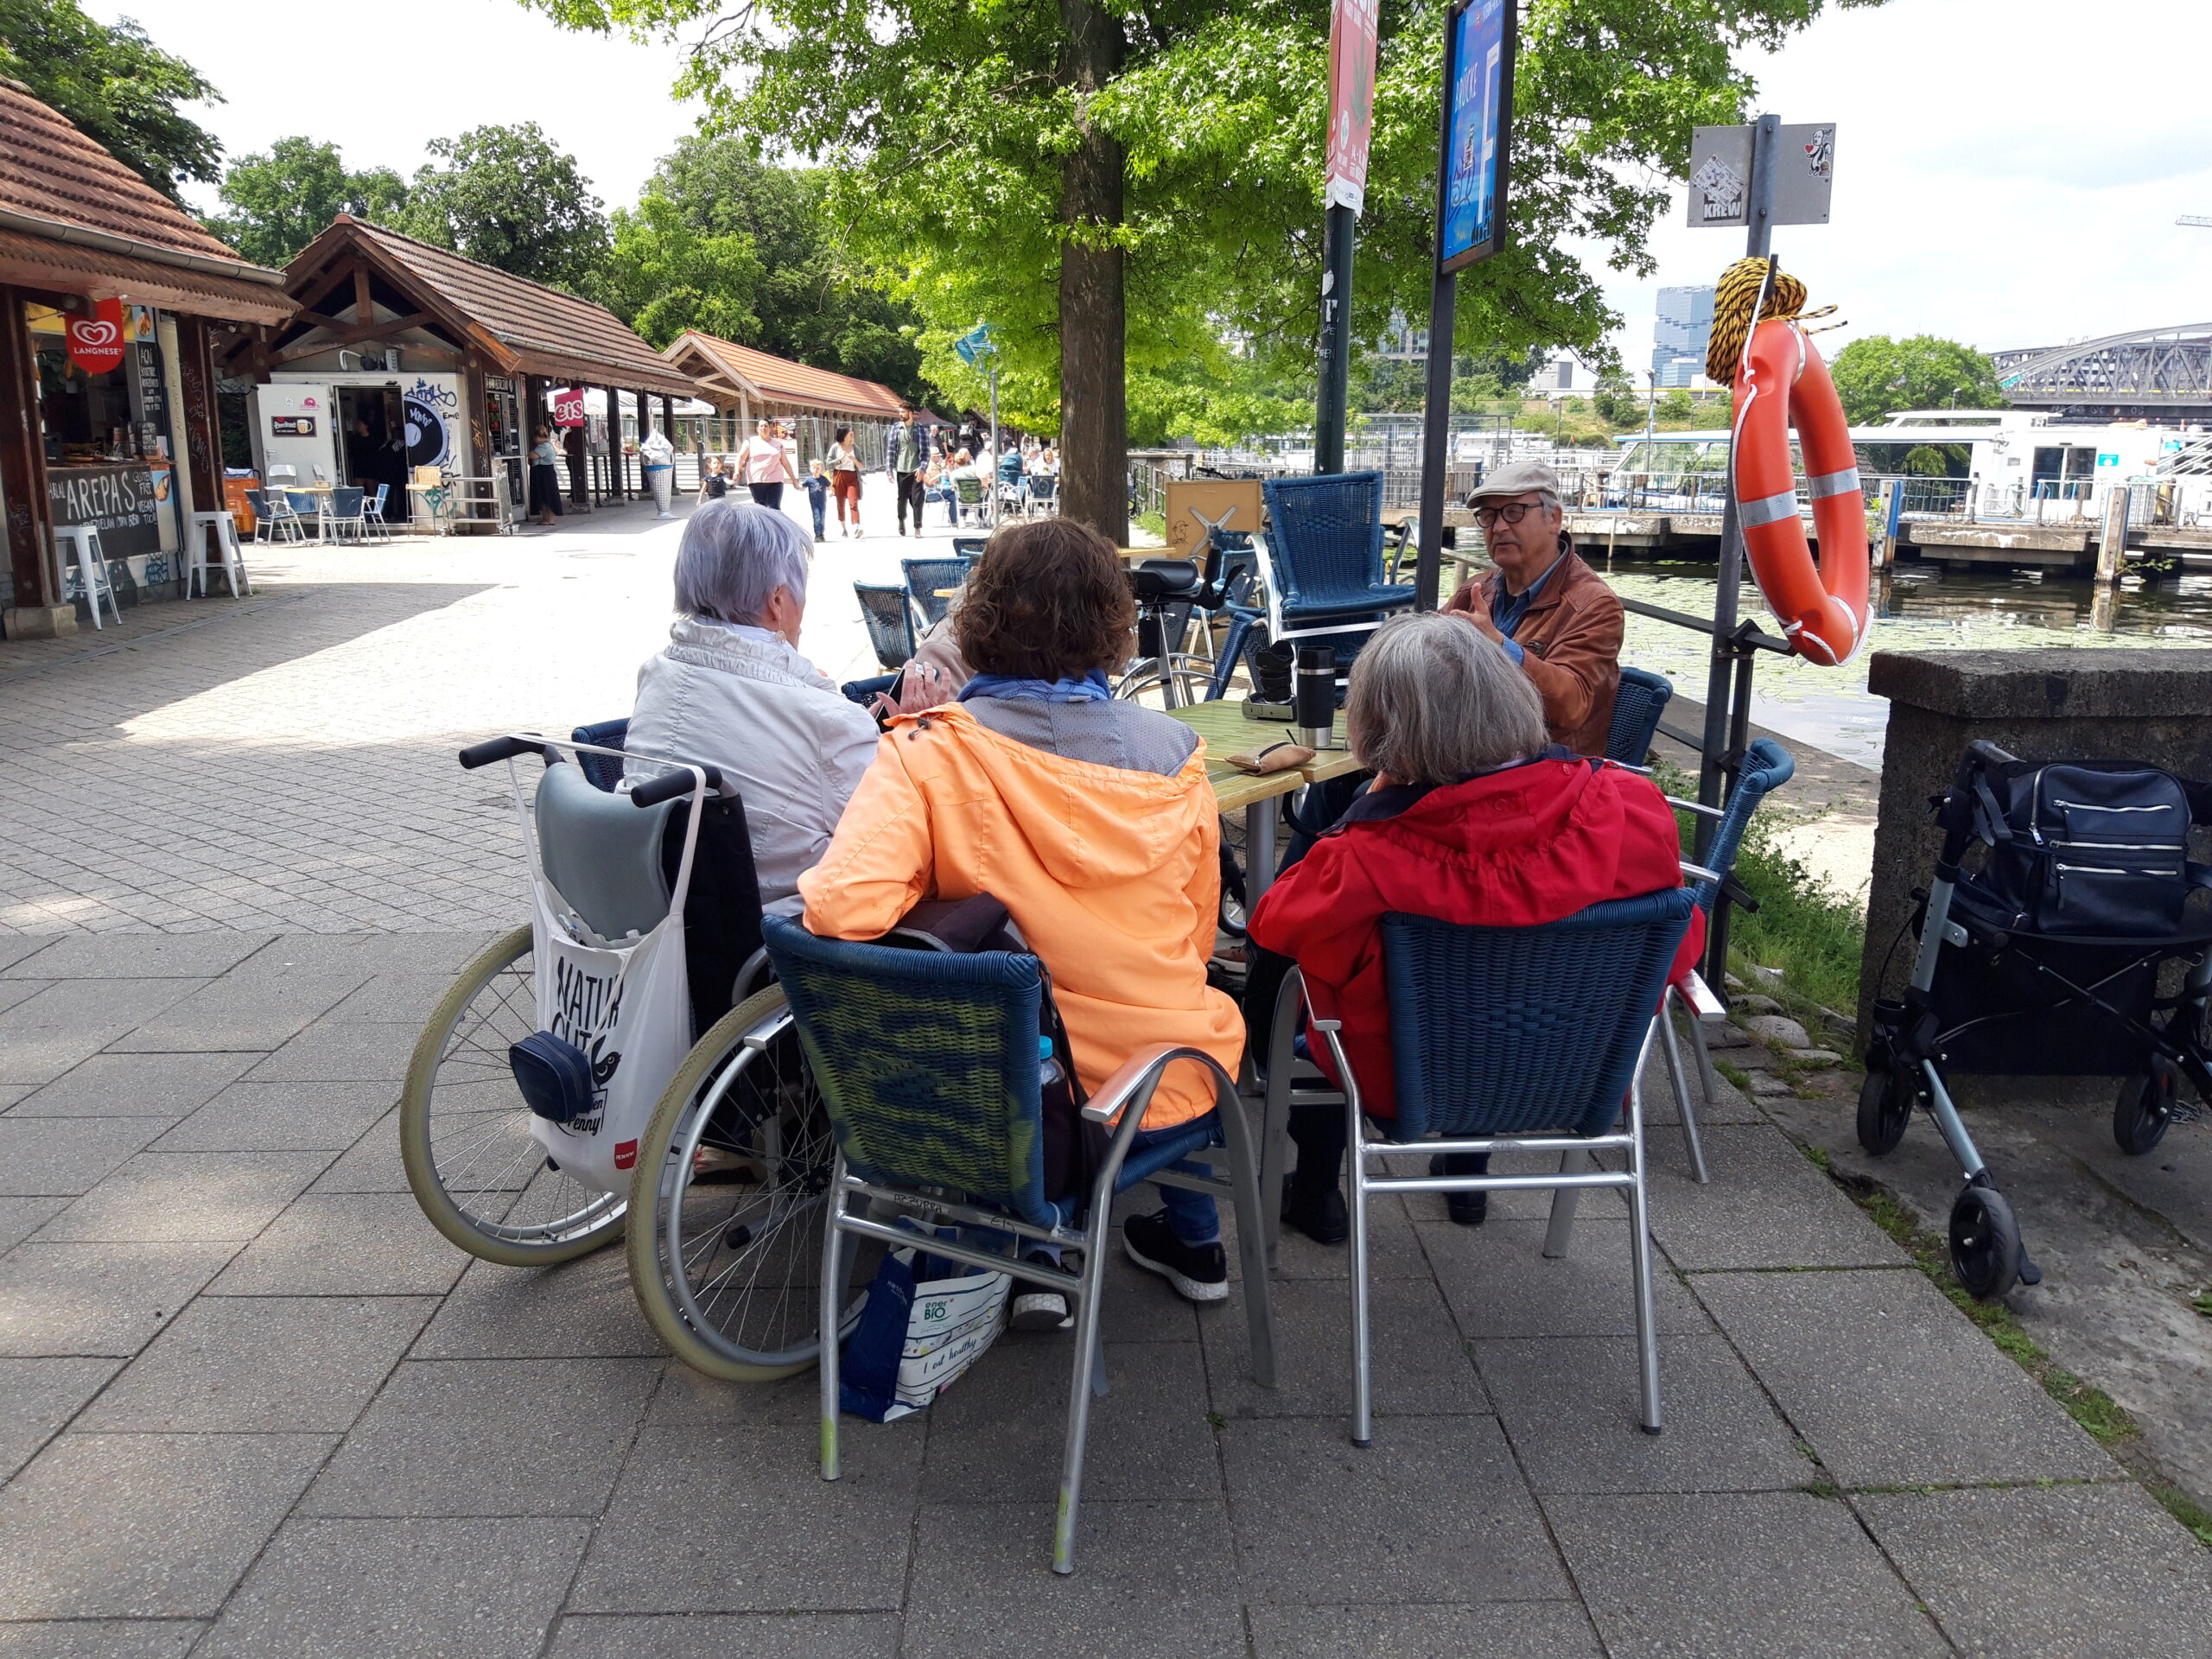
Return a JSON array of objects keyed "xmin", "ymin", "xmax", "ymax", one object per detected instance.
[
  {"xmin": 1412, "ymin": 210, "xmax": 1457, "ymax": 608},
  {"xmin": 1315, "ymin": 203, "xmax": 1357, "ymax": 474},
  {"xmin": 1695, "ymin": 113, "xmax": 1779, "ymax": 856},
  {"xmin": 2096, "ymin": 483, "xmax": 2129, "ymax": 583}
]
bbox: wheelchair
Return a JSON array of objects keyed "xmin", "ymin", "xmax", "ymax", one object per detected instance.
[{"xmin": 399, "ymin": 724, "xmax": 876, "ymax": 1380}]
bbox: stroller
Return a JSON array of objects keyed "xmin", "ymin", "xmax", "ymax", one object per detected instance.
[{"xmin": 1862, "ymin": 741, "xmax": 2212, "ymax": 1300}]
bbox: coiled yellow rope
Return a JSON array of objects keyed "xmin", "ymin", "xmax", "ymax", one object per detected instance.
[{"xmin": 1704, "ymin": 257, "xmax": 1807, "ymax": 385}]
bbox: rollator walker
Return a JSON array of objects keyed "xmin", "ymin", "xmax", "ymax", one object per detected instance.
[{"xmin": 1861, "ymin": 740, "xmax": 2212, "ymax": 1300}]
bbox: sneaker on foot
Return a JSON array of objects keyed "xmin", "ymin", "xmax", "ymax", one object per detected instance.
[
  {"xmin": 1122, "ymin": 1211, "xmax": 1227, "ymax": 1302},
  {"xmin": 1009, "ymin": 1252, "xmax": 1072, "ymax": 1332},
  {"xmin": 1281, "ymin": 1181, "xmax": 1348, "ymax": 1246}
]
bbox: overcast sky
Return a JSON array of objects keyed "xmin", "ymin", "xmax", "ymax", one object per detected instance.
[{"xmin": 108, "ymin": 0, "xmax": 2212, "ymax": 364}]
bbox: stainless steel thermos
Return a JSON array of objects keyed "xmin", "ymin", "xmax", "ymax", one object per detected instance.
[{"xmin": 1294, "ymin": 646, "xmax": 1336, "ymax": 750}]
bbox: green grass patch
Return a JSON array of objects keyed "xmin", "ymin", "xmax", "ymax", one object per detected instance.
[
  {"xmin": 2149, "ymin": 1484, "xmax": 2212, "ymax": 1547},
  {"xmin": 1131, "ymin": 510, "xmax": 1166, "ymax": 542}
]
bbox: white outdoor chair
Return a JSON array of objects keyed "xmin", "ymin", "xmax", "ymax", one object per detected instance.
[{"xmin": 53, "ymin": 524, "xmax": 120, "ymax": 628}]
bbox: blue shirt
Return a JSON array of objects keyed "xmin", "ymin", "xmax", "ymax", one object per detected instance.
[{"xmin": 1488, "ymin": 553, "xmax": 1564, "ymax": 666}]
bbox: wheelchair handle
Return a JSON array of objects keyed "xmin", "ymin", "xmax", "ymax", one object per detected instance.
[
  {"xmin": 630, "ymin": 764, "xmax": 722, "ymax": 808},
  {"xmin": 458, "ymin": 735, "xmax": 549, "ymax": 769}
]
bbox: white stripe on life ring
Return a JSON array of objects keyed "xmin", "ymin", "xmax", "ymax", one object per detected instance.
[
  {"xmin": 1808, "ymin": 467, "xmax": 1861, "ymax": 499},
  {"xmin": 1739, "ymin": 489, "xmax": 1799, "ymax": 528}
]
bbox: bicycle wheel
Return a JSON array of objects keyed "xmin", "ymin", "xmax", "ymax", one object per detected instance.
[
  {"xmin": 400, "ymin": 925, "xmax": 626, "ymax": 1266},
  {"xmin": 627, "ymin": 985, "xmax": 877, "ymax": 1382}
]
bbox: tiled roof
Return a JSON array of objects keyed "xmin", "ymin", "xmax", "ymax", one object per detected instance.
[
  {"xmin": 323, "ymin": 219, "xmax": 698, "ymax": 395},
  {"xmin": 0, "ymin": 79, "xmax": 290, "ymax": 321},
  {"xmin": 668, "ymin": 330, "xmax": 909, "ymax": 417},
  {"xmin": 0, "ymin": 229, "xmax": 292, "ymax": 324}
]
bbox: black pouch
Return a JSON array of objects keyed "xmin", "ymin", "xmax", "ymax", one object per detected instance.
[
  {"xmin": 1982, "ymin": 762, "xmax": 2194, "ymax": 937},
  {"xmin": 509, "ymin": 1031, "xmax": 595, "ymax": 1123}
]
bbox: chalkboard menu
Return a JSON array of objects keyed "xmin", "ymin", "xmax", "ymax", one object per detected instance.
[{"xmin": 48, "ymin": 463, "xmax": 163, "ymax": 559}]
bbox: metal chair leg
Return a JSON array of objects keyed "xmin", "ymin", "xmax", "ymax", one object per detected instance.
[
  {"xmin": 1686, "ymin": 1004, "xmax": 1721, "ymax": 1105},
  {"xmin": 1626, "ymin": 1024, "xmax": 1664, "ymax": 1434},
  {"xmin": 1054, "ymin": 1195, "xmax": 1115, "ymax": 1575},
  {"xmin": 817, "ymin": 1159, "xmax": 849, "ymax": 1482},
  {"xmin": 1658, "ymin": 989, "xmax": 1709, "ymax": 1184},
  {"xmin": 1542, "ymin": 1149, "xmax": 1588, "ymax": 1259},
  {"xmin": 1345, "ymin": 1092, "xmax": 1374, "ymax": 1447},
  {"xmin": 1217, "ymin": 1076, "xmax": 1278, "ymax": 1389}
]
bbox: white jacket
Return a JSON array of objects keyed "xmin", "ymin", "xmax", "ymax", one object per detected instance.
[{"xmin": 625, "ymin": 618, "xmax": 878, "ymax": 917}]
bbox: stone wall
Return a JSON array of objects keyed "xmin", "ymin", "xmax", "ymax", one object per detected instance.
[{"xmin": 1860, "ymin": 648, "xmax": 2212, "ymax": 1068}]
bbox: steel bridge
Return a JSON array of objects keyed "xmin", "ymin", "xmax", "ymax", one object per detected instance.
[{"xmin": 1995, "ymin": 322, "xmax": 2212, "ymax": 421}]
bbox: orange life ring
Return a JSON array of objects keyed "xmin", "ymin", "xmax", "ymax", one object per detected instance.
[{"xmin": 1730, "ymin": 318, "xmax": 1870, "ymax": 666}]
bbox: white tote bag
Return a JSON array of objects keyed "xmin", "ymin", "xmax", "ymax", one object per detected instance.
[{"xmin": 518, "ymin": 753, "xmax": 706, "ymax": 1197}]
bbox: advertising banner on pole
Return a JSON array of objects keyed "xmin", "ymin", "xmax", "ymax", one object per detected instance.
[
  {"xmin": 1324, "ymin": 0, "xmax": 1381, "ymax": 215},
  {"xmin": 67, "ymin": 296, "xmax": 127, "ymax": 374},
  {"xmin": 1439, "ymin": 0, "xmax": 1515, "ymax": 272},
  {"xmin": 551, "ymin": 388, "xmax": 586, "ymax": 429}
]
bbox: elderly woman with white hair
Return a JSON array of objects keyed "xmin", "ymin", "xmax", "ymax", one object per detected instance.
[
  {"xmin": 1245, "ymin": 612, "xmax": 1703, "ymax": 1242},
  {"xmin": 625, "ymin": 499, "xmax": 878, "ymax": 916}
]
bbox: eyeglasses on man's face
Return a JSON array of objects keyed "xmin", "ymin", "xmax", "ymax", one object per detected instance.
[{"xmin": 1472, "ymin": 499, "xmax": 1548, "ymax": 529}]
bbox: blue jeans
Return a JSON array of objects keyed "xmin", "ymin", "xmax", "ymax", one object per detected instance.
[
  {"xmin": 805, "ymin": 492, "xmax": 827, "ymax": 538},
  {"xmin": 1133, "ymin": 1122, "xmax": 1221, "ymax": 1245}
]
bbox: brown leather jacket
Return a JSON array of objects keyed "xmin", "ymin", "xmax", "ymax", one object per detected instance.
[{"xmin": 1442, "ymin": 542, "xmax": 1623, "ymax": 757}]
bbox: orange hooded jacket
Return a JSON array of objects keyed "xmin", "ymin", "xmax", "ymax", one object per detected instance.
[{"xmin": 797, "ymin": 704, "xmax": 1242, "ymax": 1128}]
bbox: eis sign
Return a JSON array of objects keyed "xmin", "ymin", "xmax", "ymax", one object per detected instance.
[{"xmin": 551, "ymin": 388, "xmax": 587, "ymax": 429}]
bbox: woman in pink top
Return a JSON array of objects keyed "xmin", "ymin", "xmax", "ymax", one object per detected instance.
[{"xmin": 741, "ymin": 417, "xmax": 799, "ymax": 510}]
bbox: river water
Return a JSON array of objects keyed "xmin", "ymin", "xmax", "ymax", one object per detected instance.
[{"xmin": 1599, "ymin": 559, "xmax": 2212, "ymax": 769}]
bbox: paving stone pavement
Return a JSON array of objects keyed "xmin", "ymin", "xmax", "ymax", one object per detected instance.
[{"xmin": 4, "ymin": 503, "xmax": 2208, "ymax": 1655}]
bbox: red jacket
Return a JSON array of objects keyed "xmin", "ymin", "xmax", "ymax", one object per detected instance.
[{"xmin": 1246, "ymin": 756, "xmax": 1704, "ymax": 1118}]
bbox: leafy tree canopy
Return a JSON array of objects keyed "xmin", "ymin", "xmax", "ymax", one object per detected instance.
[
  {"xmin": 1828, "ymin": 334, "xmax": 2006, "ymax": 425},
  {"xmin": 635, "ymin": 137, "xmax": 937, "ymax": 407},
  {"xmin": 207, "ymin": 137, "xmax": 409, "ymax": 268},
  {"xmin": 601, "ymin": 193, "xmax": 762, "ymax": 349},
  {"xmin": 525, "ymin": 0, "xmax": 1881, "ymax": 438},
  {"xmin": 398, "ymin": 123, "xmax": 607, "ymax": 294},
  {"xmin": 0, "ymin": 0, "xmax": 222, "ymax": 200}
]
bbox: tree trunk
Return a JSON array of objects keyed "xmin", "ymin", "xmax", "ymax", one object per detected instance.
[{"xmin": 1057, "ymin": 0, "xmax": 1127, "ymax": 544}]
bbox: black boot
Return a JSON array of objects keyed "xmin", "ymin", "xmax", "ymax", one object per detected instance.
[
  {"xmin": 1432, "ymin": 1151, "xmax": 1491, "ymax": 1225},
  {"xmin": 1281, "ymin": 1179, "xmax": 1348, "ymax": 1245}
]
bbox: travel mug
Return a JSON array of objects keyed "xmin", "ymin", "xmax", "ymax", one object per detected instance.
[{"xmin": 1294, "ymin": 646, "xmax": 1336, "ymax": 750}]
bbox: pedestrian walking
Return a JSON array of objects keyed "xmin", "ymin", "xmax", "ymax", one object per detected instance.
[
  {"xmin": 741, "ymin": 417, "xmax": 799, "ymax": 509},
  {"xmin": 801, "ymin": 459, "xmax": 831, "ymax": 542},
  {"xmin": 528, "ymin": 427, "xmax": 563, "ymax": 525},
  {"xmin": 828, "ymin": 424, "xmax": 863, "ymax": 537},
  {"xmin": 891, "ymin": 410, "xmax": 925, "ymax": 537}
]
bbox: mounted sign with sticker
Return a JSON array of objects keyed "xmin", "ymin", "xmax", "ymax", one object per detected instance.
[{"xmin": 271, "ymin": 415, "xmax": 316, "ymax": 437}]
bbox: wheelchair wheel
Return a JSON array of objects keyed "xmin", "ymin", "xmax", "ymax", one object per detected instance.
[
  {"xmin": 1948, "ymin": 1183, "xmax": 2023, "ymax": 1302},
  {"xmin": 626, "ymin": 984, "xmax": 875, "ymax": 1382},
  {"xmin": 2113, "ymin": 1061, "xmax": 2178, "ymax": 1156},
  {"xmin": 400, "ymin": 925, "xmax": 626, "ymax": 1266},
  {"xmin": 1855, "ymin": 1058, "xmax": 1914, "ymax": 1156}
]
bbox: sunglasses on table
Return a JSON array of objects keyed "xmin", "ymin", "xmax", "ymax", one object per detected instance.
[{"xmin": 1471, "ymin": 500, "xmax": 1550, "ymax": 529}]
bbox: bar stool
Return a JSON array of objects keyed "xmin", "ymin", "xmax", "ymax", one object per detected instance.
[
  {"xmin": 53, "ymin": 524, "xmax": 121, "ymax": 629},
  {"xmin": 185, "ymin": 511, "xmax": 249, "ymax": 600}
]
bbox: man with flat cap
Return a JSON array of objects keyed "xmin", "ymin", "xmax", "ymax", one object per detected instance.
[{"xmin": 1440, "ymin": 460, "xmax": 1624, "ymax": 757}]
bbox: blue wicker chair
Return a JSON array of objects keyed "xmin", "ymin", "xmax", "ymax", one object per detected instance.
[
  {"xmin": 901, "ymin": 557, "xmax": 970, "ymax": 630},
  {"xmin": 1304, "ymin": 888, "xmax": 1695, "ymax": 1446},
  {"xmin": 761, "ymin": 913, "xmax": 1277, "ymax": 1575},
  {"xmin": 1252, "ymin": 472, "xmax": 1416, "ymax": 666},
  {"xmin": 855, "ymin": 582, "xmax": 916, "ymax": 670},
  {"xmin": 1605, "ymin": 666, "xmax": 1675, "ymax": 767},
  {"xmin": 1656, "ymin": 737, "xmax": 1797, "ymax": 1180}
]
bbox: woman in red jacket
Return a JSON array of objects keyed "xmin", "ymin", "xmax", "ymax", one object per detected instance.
[{"xmin": 1247, "ymin": 613, "xmax": 1703, "ymax": 1242}]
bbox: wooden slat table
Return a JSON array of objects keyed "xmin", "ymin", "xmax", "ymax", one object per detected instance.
[{"xmin": 1165, "ymin": 699, "xmax": 1361, "ymax": 904}]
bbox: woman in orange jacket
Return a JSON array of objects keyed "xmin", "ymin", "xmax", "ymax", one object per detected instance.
[{"xmin": 799, "ymin": 519, "xmax": 1244, "ymax": 1312}]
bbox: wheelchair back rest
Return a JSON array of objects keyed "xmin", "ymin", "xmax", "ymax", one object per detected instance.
[
  {"xmin": 1379, "ymin": 888, "xmax": 1696, "ymax": 1141},
  {"xmin": 536, "ymin": 760, "xmax": 677, "ymax": 941},
  {"xmin": 761, "ymin": 914, "xmax": 1057, "ymax": 1229}
]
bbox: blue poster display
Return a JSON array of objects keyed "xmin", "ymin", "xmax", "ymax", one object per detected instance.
[{"xmin": 1439, "ymin": 0, "xmax": 1513, "ymax": 272}]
